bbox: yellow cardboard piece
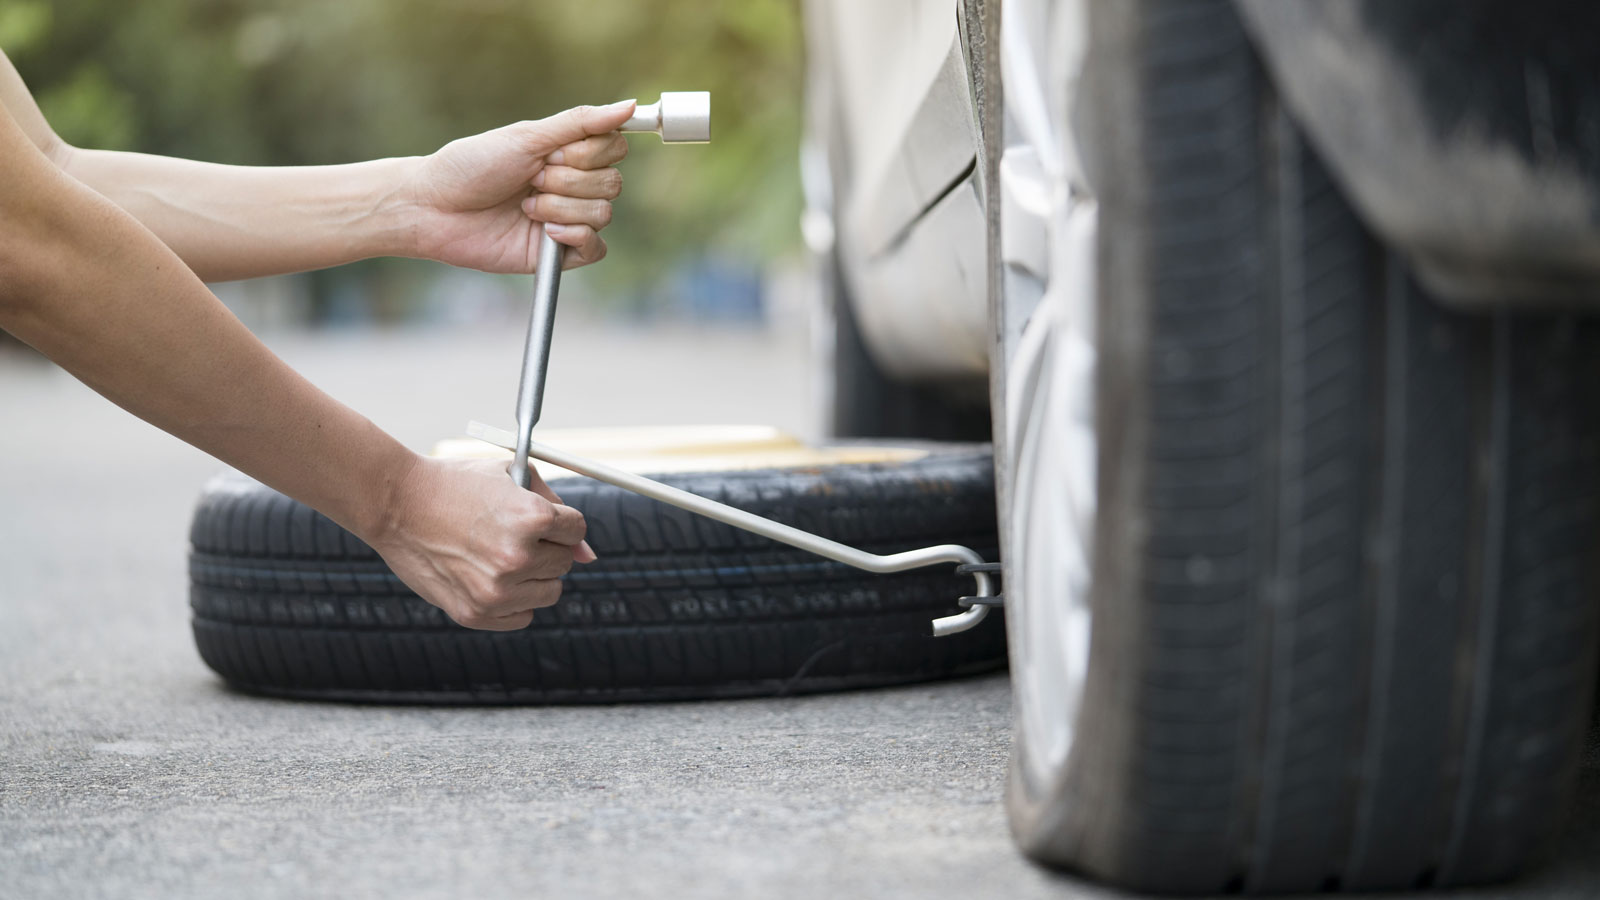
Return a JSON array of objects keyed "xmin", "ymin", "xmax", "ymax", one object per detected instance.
[{"xmin": 431, "ymin": 425, "xmax": 928, "ymax": 479}]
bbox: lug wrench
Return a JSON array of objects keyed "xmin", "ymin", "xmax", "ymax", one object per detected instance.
[{"xmin": 494, "ymin": 92, "xmax": 995, "ymax": 636}]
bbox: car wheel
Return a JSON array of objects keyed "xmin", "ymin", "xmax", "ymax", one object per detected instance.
[
  {"xmin": 1004, "ymin": 0, "xmax": 1600, "ymax": 893},
  {"xmin": 188, "ymin": 436, "xmax": 1006, "ymax": 703}
]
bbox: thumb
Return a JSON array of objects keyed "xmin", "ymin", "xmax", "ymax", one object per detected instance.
[
  {"xmin": 521, "ymin": 99, "xmax": 637, "ymax": 154},
  {"xmin": 521, "ymin": 462, "xmax": 598, "ymax": 561},
  {"xmin": 520, "ymin": 462, "xmax": 564, "ymax": 506}
]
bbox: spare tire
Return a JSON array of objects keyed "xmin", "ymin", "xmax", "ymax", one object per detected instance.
[{"xmin": 188, "ymin": 444, "xmax": 1004, "ymax": 703}]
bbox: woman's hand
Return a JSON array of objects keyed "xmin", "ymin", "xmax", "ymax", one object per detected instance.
[
  {"xmin": 369, "ymin": 456, "xmax": 598, "ymax": 631},
  {"xmin": 407, "ymin": 99, "xmax": 635, "ymax": 274}
]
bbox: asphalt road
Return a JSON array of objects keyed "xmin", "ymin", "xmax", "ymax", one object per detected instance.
[{"xmin": 2, "ymin": 322, "xmax": 1596, "ymax": 899}]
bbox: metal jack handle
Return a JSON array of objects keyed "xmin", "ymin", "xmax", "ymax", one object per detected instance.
[
  {"xmin": 471, "ymin": 423, "xmax": 995, "ymax": 635},
  {"xmin": 511, "ymin": 92, "xmax": 711, "ymax": 490}
]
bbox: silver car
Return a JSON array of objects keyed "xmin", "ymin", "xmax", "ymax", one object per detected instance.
[{"xmin": 804, "ymin": 0, "xmax": 1600, "ymax": 893}]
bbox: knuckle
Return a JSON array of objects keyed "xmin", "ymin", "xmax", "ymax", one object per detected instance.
[
  {"xmin": 540, "ymin": 548, "xmax": 576, "ymax": 578},
  {"xmin": 468, "ymin": 570, "xmax": 500, "ymax": 599},
  {"xmin": 491, "ymin": 546, "xmax": 531, "ymax": 577},
  {"xmin": 604, "ymin": 168, "xmax": 623, "ymax": 197},
  {"xmin": 478, "ymin": 583, "xmax": 513, "ymax": 609},
  {"xmin": 463, "ymin": 576, "xmax": 496, "ymax": 607},
  {"xmin": 595, "ymin": 202, "xmax": 613, "ymax": 227},
  {"xmin": 454, "ymin": 608, "xmax": 493, "ymax": 630},
  {"xmin": 526, "ymin": 501, "xmax": 555, "ymax": 533},
  {"xmin": 532, "ymin": 581, "xmax": 565, "ymax": 609}
]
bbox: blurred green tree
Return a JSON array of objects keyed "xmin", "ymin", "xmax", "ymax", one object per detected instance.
[{"xmin": 1, "ymin": 0, "xmax": 803, "ymax": 307}]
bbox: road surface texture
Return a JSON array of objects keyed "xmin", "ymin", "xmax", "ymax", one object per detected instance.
[{"xmin": 2, "ymin": 320, "xmax": 1596, "ymax": 899}]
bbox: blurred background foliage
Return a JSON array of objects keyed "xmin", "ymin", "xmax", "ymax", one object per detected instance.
[{"xmin": 0, "ymin": 0, "xmax": 803, "ymax": 321}]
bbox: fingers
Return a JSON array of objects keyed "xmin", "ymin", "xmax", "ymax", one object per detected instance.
[
  {"xmin": 522, "ymin": 193, "xmax": 612, "ymax": 230},
  {"xmin": 533, "ymin": 164, "xmax": 622, "ymax": 199},
  {"xmin": 532, "ymin": 495, "xmax": 588, "ymax": 547},
  {"xmin": 473, "ymin": 610, "xmax": 535, "ymax": 632},
  {"xmin": 520, "ymin": 134, "xmax": 625, "ymax": 267},
  {"xmin": 452, "ymin": 540, "xmax": 575, "ymax": 629},
  {"xmin": 547, "ymin": 132, "xmax": 628, "ymax": 170},
  {"xmin": 453, "ymin": 536, "xmax": 574, "ymax": 629},
  {"xmin": 544, "ymin": 224, "xmax": 607, "ymax": 268},
  {"xmin": 522, "ymin": 187, "xmax": 614, "ymax": 269},
  {"xmin": 520, "ymin": 99, "xmax": 637, "ymax": 155},
  {"xmin": 522, "ymin": 466, "xmax": 597, "ymax": 561},
  {"xmin": 506, "ymin": 537, "xmax": 582, "ymax": 582},
  {"xmin": 455, "ymin": 578, "xmax": 564, "ymax": 631}
]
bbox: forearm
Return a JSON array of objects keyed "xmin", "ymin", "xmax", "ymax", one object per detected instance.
[
  {"xmin": 61, "ymin": 148, "xmax": 422, "ymax": 282},
  {"xmin": 2, "ymin": 140, "xmax": 416, "ymax": 543}
]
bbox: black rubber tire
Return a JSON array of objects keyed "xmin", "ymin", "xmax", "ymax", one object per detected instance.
[
  {"xmin": 188, "ymin": 448, "xmax": 1005, "ymax": 704},
  {"xmin": 827, "ymin": 254, "xmax": 991, "ymax": 442},
  {"xmin": 1006, "ymin": 1, "xmax": 1600, "ymax": 893}
]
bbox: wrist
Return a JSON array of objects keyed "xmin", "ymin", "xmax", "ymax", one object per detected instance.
[
  {"xmin": 365, "ymin": 155, "xmax": 428, "ymax": 261},
  {"xmin": 346, "ymin": 432, "xmax": 426, "ymax": 551}
]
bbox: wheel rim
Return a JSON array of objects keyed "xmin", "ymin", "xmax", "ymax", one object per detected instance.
[{"xmin": 1006, "ymin": 204, "xmax": 1098, "ymax": 791}]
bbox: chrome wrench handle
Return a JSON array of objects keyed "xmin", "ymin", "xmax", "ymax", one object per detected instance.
[{"xmin": 511, "ymin": 232, "xmax": 565, "ymax": 490}]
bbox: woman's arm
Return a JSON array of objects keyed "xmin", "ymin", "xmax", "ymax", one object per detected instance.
[
  {"xmin": 1, "ymin": 50, "xmax": 631, "ymax": 282},
  {"xmin": 0, "ymin": 103, "xmax": 593, "ymax": 631},
  {"xmin": 59, "ymin": 150, "xmax": 420, "ymax": 283}
]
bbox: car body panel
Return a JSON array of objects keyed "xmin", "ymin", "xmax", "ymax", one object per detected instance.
[
  {"xmin": 853, "ymin": 169, "xmax": 991, "ymax": 376},
  {"xmin": 804, "ymin": 0, "xmax": 990, "ymax": 379}
]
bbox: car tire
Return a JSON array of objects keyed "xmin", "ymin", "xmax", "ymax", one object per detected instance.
[
  {"xmin": 188, "ymin": 448, "xmax": 1005, "ymax": 704},
  {"xmin": 1005, "ymin": 1, "xmax": 1600, "ymax": 893}
]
